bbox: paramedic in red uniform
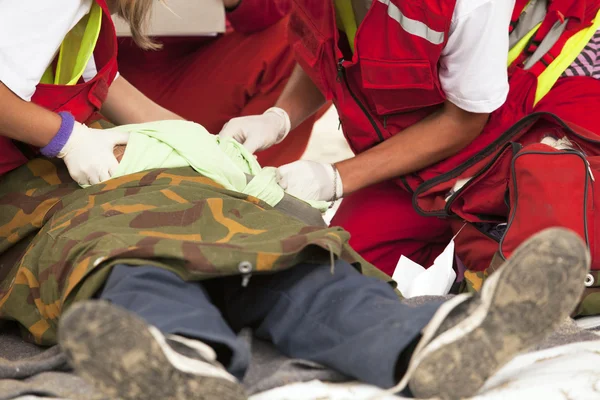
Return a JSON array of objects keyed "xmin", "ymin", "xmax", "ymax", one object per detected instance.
[
  {"xmin": 117, "ymin": 0, "xmax": 324, "ymax": 167},
  {"xmin": 219, "ymin": 0, "xmax": 516, "ymax": 275}
]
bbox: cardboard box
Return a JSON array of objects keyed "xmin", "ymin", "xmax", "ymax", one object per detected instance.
[{"xmin": 114, "ymin": 0, "xmax": 226, "ymax": 37}]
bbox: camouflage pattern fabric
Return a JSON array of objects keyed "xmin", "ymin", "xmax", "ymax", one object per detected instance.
[{"xmin": 0, "ymin": 159, "xmax": 392, "ymax": 346}]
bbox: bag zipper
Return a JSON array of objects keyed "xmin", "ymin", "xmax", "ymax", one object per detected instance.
[
  {"xmin": 443, "ymin": 142, "xmax": 523, "ymax": 216},
  {"xmin": 539, "ymin": 119, "xmax": 600, "ymax": 182},
  {"xmin": 337, "ymin": 58, "xmax": 385, "ymax": 143},
  {"xmin": 498, "ymin": 149, "xmax": 591, "ymax": 261},
  {"xmin": 411, "ymin": 112, "xmax": 567, "ymax": 217}
]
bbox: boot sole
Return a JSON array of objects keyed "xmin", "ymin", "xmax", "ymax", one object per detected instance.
[
  {"xmin": 408, "ymin": 228, "xmax": 590, "ymax": 399},
  {"xmin": 59, "ymin": 301, "xmax": 247, "ymax": 400}
]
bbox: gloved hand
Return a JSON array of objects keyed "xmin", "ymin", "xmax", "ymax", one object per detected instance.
[
  {"xmin": 58, "ymin": 122, "xmax": 130, "ymax": 186},
  {"xmin": 218, "ymin": 107, "xmax": 291, "ymax": 154},
  {"xmin": 277, "ymin": 160, "xmax": 344, "ymax": 202}
]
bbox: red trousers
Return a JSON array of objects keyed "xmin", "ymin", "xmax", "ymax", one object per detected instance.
[
  {"xmin": 331, "ymin": 181, "xmax": 453, "ymax": 277},
  {"xmin": 117, "ymin": 16, "xmax": 321, "ymax": 167}
]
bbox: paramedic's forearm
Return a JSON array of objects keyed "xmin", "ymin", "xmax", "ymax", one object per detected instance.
[
  {"xmin": 336, "ymin": 101, "xmax": 489, "ymax": 195},
  {"xmin": 275, "ymin": 65, "xmax": 326, "ymax": 130},
  {"xmin": 0, "ymin": 81, "xmax": 61, "ymax": 147},
  {"xmin": 101, "ymin": 76, "xmax": 184, "ymax": 125}
]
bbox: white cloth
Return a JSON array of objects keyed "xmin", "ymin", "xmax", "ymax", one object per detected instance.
[
  {"xmin": 0, "ymin": 0, "xmax": 103, "ymax": 101},
  {"xmin": 441, "ymin": 0, "xmax": 516, "ymax": 113}
]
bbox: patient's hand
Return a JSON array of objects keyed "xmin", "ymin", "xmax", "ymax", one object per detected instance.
[{"xmin": 113, "ymin": 145, "xmax": 126, "ymax": 162}]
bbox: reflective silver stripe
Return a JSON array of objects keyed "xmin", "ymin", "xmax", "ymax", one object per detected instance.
[
  {"xmin": 509, "ymin": 0, "xmax": 547, "ymax": 48},
  {"xmin": 523, "ymin": 19, "xmax": 568, "ymax": 70},
  {"xmin": 376, "ymin": 0, "xmax": 445, "ymax": 45}
]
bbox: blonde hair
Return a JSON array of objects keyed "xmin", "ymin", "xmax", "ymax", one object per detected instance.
[{"xmin": 114, "ymin": 0, "xmax": 161, "ymax": 50}]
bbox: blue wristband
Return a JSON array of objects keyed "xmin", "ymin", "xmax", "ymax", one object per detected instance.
[{"xmin": 40, "ymin": 112, "xmax": 75, "ymax": 158}]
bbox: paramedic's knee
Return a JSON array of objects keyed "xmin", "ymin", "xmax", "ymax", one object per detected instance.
[{"xmin": 332, "ymin": 181, "xmax": 452, "ymax": 275}]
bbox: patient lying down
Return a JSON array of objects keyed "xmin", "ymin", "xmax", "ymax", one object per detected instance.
[{"xmin": 1, "ymin": 121, "xmax": 587, "ymax": 400}]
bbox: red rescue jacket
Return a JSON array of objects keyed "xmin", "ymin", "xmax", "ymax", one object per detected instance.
[{"xmin": 289, "ymin": 0, "xmax": 600, "ymax": 215}]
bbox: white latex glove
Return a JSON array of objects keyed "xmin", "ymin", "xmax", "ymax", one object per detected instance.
[
  {"xmin": 58, "ymin": 122, "xmax": 130, "ymax": 186},
  {"xmin": 218, "ymin": 107, "xmax": 291, "ymax": 154},
  {"xmin": 277, "ymin": 160, "xmax": 344, "ymax": 202}
]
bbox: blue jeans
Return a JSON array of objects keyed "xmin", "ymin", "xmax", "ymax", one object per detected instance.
[{"xmin": 99, "ymin": 261, "xmax": 441, "ymax": 388}]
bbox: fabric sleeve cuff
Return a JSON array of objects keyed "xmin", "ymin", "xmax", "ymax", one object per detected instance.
[{"xmin": 445, "ymin": 89, "xmax": 509, "ymax": 114}]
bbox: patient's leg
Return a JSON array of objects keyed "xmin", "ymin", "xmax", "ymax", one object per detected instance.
[
  {"xmin": 59, "ymin": 266, "xmax": 248, "ymax": 399},
  {"xmin": 97, "ymin": 265, "xmax": 250, "ymax": 379}
]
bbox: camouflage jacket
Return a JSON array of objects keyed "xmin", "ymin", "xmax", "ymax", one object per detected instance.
[{"xmin": 0, "ymin": 159, "xmax": 392, "ymax": 345}]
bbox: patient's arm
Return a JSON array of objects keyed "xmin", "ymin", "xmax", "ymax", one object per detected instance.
[{"xmin": 113, "ymin": 145, "xmax": 126, "ymax": 162}]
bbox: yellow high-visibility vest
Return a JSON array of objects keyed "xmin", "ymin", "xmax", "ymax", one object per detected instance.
[
  {"xmin": 41, "ymin": 2, "xmax": 103, "ymax": 86},
  {"xmin": 509, "ymin": 9, "xmax": 600, "ymax": 105},
  {"xmin": 334, "ymin": 0, "xmax": 359, "ymax": 52}
]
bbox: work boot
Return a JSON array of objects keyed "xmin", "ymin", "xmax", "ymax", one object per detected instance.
[
  {"xmin": 59, "ymin": 301, "xmax": 247, "ymax": 400},
  {"xmin": 396, "ymin": 227, "xmax": 589, "ymax": 399}
]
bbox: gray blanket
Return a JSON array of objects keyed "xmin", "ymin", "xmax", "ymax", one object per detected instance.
[
  {"xmin": 0, "ymin": 321, "xmax": 347, "ymax": 400},
  {"xmin": 1, "ymin": 297, "xmax": 599, "ymax": 400}
]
